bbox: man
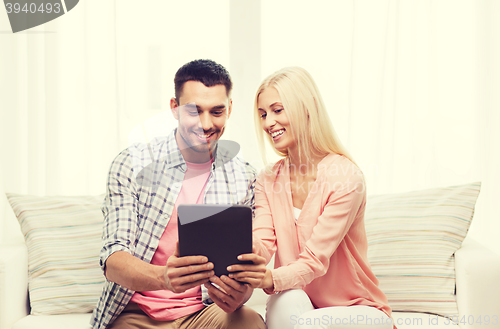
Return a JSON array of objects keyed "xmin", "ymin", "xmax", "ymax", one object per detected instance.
[{"xmin": 91, "ymin": 59, "xmax": 266, "ymax": 329}]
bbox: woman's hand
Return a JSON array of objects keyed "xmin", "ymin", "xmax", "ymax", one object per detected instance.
[
  {"xmin": 260, "ymin": 268, "xmax": 274, "ymax": 291},
  {"xmin": 226, "ymin": 252, "xmax": 267, "ymax": 289}
]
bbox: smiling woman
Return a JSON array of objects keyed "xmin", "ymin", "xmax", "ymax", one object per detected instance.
[
  {"xmin": 257, "ymin": 87, "xmax": 292, "ymax": 151},
  {"xmin": 254, "ymin": 67, "xmax": 354, "ymax": 167},
  {"xmin": 246, "ymin": 67, "xmax": 393, "ymax": 329}
]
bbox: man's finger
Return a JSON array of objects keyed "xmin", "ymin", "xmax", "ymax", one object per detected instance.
[
  {"xmin": 171, "ymin": 269, "xmax": 214, "ymax": 285},
  {"xmin": 208, "ymin": 276, "xmax": 230, "ymax": 291},
  {"xmin": 172, "ymin": 277, "xmax": 211, "ymax": 293},
  {"xmin": 169, "ymin": 255, "xmax": 209, "ymax": 268},
  {"xmin": 205, "ymin": 282, "xmax": 231, "ymax": 303},
  {"xmin": 219, "ymin": 275, "xmax": 247, "ymax": 293},
  {"xmin": 174, "ymin": 241, "xmax": 180, "ymax": 257},
  {"xmin": 171, "ymin": 263, "xmax": 214, "ymax": 277},
  {"xmin": 206, "ymin": 285, "xmax": 231, "ymax": 312}
]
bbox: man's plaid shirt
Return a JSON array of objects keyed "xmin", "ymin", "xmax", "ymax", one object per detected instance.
[{"xmin": 91, "ymin": 130, "xmax": 256, "ymax": 329}]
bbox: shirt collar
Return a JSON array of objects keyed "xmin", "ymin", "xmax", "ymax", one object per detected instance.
[{"xmin": 163, "ymin": 129, "xmax": 185, "ymax": 169}]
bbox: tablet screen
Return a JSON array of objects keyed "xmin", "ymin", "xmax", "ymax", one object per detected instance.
[{"xmin": 177, "ymin": 204, "xmax": 252, "ymax": 277}]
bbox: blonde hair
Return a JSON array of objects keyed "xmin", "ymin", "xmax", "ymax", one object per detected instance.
[{"xmin": 254, "ymin": 66, "xmax": 355, "ymax": 165}]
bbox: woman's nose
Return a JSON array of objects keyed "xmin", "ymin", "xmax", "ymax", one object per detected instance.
[{"xmin": 263, "ymin": 114, "xmax": 276, "ymax": 131}]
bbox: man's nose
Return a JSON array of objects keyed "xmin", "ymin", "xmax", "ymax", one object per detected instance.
[{"xmin": 198, "ymin": 113, "xmax": 214, "ymax": 131}]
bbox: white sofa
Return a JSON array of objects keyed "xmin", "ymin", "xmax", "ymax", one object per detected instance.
[
  {"xmin": 2, "ymin": 182, "xmax": 500, "ymax": 329},
  {"xmin": 1, "ymin": 237, "xmax": 500, "ymax": 329}
]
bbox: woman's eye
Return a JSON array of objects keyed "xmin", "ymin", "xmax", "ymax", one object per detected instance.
[
  {"xmin": 274, "ymin": 108, "xmax": 283, "ymax": 114},
  {"xmin": 260, "ymin": 113, "xmax": 267, "ymax": 118}
]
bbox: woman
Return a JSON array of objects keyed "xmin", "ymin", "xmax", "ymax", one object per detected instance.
[{"xmin": 230, "ymin": 67, "xmax": 393, "ymax": 329}]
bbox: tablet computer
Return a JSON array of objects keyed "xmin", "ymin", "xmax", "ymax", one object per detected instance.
[{"xmin": 177, "ymin": 204, "xmax": 252, "ymax": 277}]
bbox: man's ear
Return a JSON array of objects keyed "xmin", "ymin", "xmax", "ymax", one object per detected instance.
[
  {"xmin": 170, "ymin": 98, "xmax": 179, "ymax": 120},
  {"xmin": 227, "ymin": 99, "xmax": 233, "ymax": 119}
]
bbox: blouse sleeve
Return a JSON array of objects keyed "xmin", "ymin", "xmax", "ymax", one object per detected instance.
[
  {"xmin": 252, "ymin": 169, "xmax": 277, "ymax": 265},
  {"xmin": 271, "ymin": 163, "xmax": 366, "ymax": 292}
]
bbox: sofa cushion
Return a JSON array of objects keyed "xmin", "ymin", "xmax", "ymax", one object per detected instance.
[
  {"xmin": 365, "ymin": 182, "xmax": 480, "ymax": 317},
  {"xmin": 7, "ymin": 194, "xmax": 105, "ymax": 315}
]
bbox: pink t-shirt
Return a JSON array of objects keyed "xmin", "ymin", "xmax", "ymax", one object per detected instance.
[{"xmin": 130, "ymin": 160, "xmax": 212, "ymax": 321}]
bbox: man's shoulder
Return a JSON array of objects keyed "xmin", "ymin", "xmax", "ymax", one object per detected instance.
[
  {"xmin": 111, "ymin": 136, "xmax": 171, "ymax": 161},
  {"xmin": 113, "ymin": 134, "xmax": 179, "ymax": 170},
  {"xmin": 226, "ymin": 153, "xmax": 257, "ymax": 178},
  {"xmin": 217, "ymin": 141, "xmax": 257, "ymax": 177}
]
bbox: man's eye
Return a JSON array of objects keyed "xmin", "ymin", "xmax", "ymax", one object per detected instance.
[{"xmin": 213, "ymin": 111, "xmax": 224, "ymax": 116}]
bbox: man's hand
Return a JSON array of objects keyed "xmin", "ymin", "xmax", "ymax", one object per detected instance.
[
  {"xmin": 226, "ymin": 252, "xmax": 267, "ymax": 288},
  {"xmin": 164, "ymin": 242, "xmax": 214, "ymax": 293},
  {"xmin": 204, "ymin": 275, "xmax": 253, "ymax": 313}
]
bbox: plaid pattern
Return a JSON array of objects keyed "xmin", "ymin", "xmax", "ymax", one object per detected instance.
[{"xmin": 91, "ymin": 130, "xmax": 256, "ymax": 329}]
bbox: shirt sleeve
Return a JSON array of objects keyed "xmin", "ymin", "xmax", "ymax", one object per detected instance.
[
  {"xmin": 252, "ymin": 169, "xmax": 277, "ymax": 265},
  {"xmin": 99, "ymin": 149, "xmax": 139, "ymax": 271},
  {"xmin": 271, "ymin": 163, "xmax": 366, "ymax": 292}
]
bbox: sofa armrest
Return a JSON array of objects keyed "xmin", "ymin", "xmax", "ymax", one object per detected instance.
[
  {"xmin": 455, "ymin": 238, "xmax": 500, "ymax": 329},
  {"xmin": 0, "ymin": 242, "xmax": 29, "ymax": 329}
]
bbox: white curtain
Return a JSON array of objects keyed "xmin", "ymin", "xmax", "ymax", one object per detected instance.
[
  {"xmin": 0, "ymin": 1, "xmax": 120, "ymax": 197},
  {"xmin": 260, "ymin": 0, "xmax": 500, "ymax": 253},
  {"xmin": 1, "ymin": 0, "xmax": 499, "ymax": 252}
]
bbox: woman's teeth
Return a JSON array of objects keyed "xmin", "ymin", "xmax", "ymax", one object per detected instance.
[{"xmin": 271, "ymin": 129, "xmax": 285, "ymax": 138}]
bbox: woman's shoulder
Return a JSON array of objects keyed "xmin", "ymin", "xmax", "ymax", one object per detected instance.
[
  {"xmin": 318, "ymin": 153, "xmax": 364, "ymax": 184},
  {"xmin": 256, "ymin": 158, "xmax": 286, "ymax": 182}
]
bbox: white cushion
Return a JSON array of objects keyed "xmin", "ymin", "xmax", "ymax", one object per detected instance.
[
  {"xmin": 365, "ymin": 182, "xmax": 480, "ymax": 317},
  {"xmin": 12, "ymin": 313, "xmax": 92, "ymax": 329},
  {"xmin": 7, "ymin": 194, "xmax": 105, "ymax": 315}
]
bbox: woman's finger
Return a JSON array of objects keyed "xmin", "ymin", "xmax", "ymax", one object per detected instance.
[
  {"xmin": 227, "ymin": 264, "xmax": 266, "ymax": 273},
  {"xmin": 228, "ymin": 271, "xmax": 264, "ymax": 280}
]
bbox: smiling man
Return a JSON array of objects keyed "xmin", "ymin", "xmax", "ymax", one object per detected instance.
[
  {"xmin": 171, "ymin": 81, "xmax": 229, "ymax": 163},
  {"xmin": 91, "ymin": 59, "xmax": 266, "ymax": 329}
]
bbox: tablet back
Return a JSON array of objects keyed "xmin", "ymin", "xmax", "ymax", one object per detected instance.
[{"xmin": 177, "ymin": 204, "xmax": 252, "ymax": 277}]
